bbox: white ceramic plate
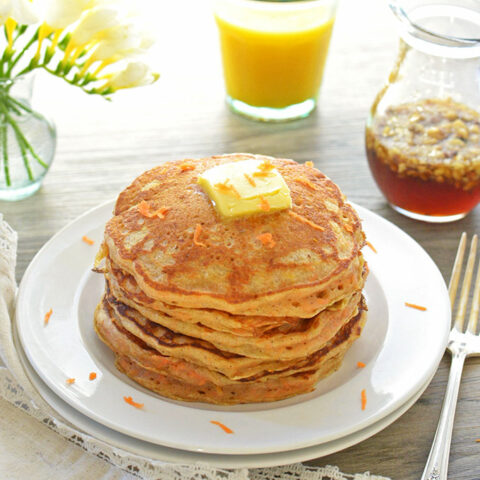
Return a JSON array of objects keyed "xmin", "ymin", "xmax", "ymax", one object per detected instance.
[
  {"xmin": 14, "ymin": 325, "xmax": 435, "ymax": 468},
  {"xmin": 16, "ymin": 201, "xmax": 450, "ymax": 455}
]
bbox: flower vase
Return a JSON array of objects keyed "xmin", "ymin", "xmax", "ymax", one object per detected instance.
[{"xmin": 0, "ymin": 75, "xmax": 56, "ymax": 201}]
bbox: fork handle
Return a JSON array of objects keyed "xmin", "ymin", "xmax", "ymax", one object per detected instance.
[{"xmin": 420, "ymin": 351, "xmax": 466, "ymax": 480}]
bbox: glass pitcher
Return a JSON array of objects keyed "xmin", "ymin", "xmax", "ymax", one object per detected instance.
[{"xmin": 366, "ymin": 0, "xmax": 480, "ymax": 222}]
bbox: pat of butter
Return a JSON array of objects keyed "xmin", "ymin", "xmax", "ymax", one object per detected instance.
[{"xmin": 198, "ymin": 159, "xmax": 292, "ymax": 217}]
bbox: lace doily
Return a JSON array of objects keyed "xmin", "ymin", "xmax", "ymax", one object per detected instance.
[{"xmin": 0, "ymin": 213, "xmax": 389, "ymax": 480}]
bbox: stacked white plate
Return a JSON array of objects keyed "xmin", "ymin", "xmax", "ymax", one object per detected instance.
[{"xmin": 15, "ymin": 202, "xmax": 450, "ymax": 468}]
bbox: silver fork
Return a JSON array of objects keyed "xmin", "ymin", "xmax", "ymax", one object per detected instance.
[{"xmin": 421, "ymin": 232, "xmax": 480, "ymax": 480}]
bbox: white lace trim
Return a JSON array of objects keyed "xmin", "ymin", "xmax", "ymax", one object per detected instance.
[{"xmin": 0, "ymin": 213, "xmax": 17, "ymax": 276}]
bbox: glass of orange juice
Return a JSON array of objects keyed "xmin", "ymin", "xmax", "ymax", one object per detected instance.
[{"xmin": 213, "ymin": 0, "xmax": 338, "ymax": 122}]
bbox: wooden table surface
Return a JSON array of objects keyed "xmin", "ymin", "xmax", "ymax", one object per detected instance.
[{"xmin": 2, "ymin": 0, "xmax": 480, "ymax": 479}]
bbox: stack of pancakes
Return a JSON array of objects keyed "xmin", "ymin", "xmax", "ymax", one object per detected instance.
[{"xmin": 94, "ymin": 154, "xmax": 368, "ymax": 404}]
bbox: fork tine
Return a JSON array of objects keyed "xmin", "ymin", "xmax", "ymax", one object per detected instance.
[
  {"xmin": 454, "ymin": 234, "xmax": 478, "ymax": 331},
  {"xmin": 467, "ymin": 246, "xmax": 480, "ymax": 334},
  {"xmin": 449, "ymin": 232, "xmax": 467, "ymax": 307}
]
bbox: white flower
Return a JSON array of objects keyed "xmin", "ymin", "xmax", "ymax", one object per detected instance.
[
  {"xmin": 0, "ymin": 0, "xmax": 39, "ymax": 25},
  {"xmin": 89, "ymin": 23, "xmax": 153, "ymax": 63},
  {"xmin": 105, "ymin": 61, "xmax": 159, "ymax": 90},
  {"xmin": 43, "ymin": 0, "xmax": 99, "ymax": 30},
  {"xmin": 70, "ymin": 6, "xmax": 120, "ymax": 46}
]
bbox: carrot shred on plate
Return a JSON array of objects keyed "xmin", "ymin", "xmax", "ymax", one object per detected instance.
[
  {"xmin": 193, "ymin": 224, "xmax": 207, "ymax": 247},
  {"xmin": 357, "ymin": 361, "xmax": 366, "ymax": 368},
  {"xmin": 210, "ymin": 420, "xmax": 234, "ymax": 434},
  {"xmin": 405, "ymin": 302, "xmax": 427, "ymax": 311},
  {"xmin": 124, "ymin": 396, "xmax": 144, "ymax": 409},
  {"xmin": 43, "ymin": 308, "xmax": 53, "ymax": 326},
  {"xmin": 361, "ymin": 389, "xmax": 367, "ymax": 410},
  {"xmin": 66, "ymin": 378, "xmax": 75, "ymax": 385},
  {"xmin": 82, "ymin": 235, "xmax": 94, "ymax": 245},
  {"xmin": 257, "ymin": 233, "xmax": 275, "ymax": 248},
  {"xmin": 365, "ymin": 241, "xmax": 377, "ymax": 253},
  {"xmin": 89, "ymin": 372, "xmax": 97, "ymax": 381}
]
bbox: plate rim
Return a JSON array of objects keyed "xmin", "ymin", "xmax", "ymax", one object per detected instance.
[{"xmin": 13, "ymin": 322, "xmax": 435, "ymax": 468}]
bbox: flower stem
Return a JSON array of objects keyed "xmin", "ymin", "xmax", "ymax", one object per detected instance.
[
  {"xmin": 6, "ymin": 27, "xmax": 40, "ymax": 77},
  {"xmin": 0, "ymin": 101, "xmax": 48, "ymax": 169},
  {"xmin": 1, "ymin": 123, "xmax": 10, "ymax": 186},
  {"xmin": 14, "ymin": 125, "xmax": 34, "ymax": 181}
]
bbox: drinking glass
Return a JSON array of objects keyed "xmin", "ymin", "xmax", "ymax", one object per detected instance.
[{"xmin": 213, "ymin": 0, "xmax": 338, "ymax": 122}]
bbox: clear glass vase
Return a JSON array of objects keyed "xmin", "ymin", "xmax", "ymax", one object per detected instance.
[
  {"xmin": 366, "ymin": 0, "xmax": 480, "ymax": 222},
  {"xmin": 0, "ymin": 74, "xmax": 56, "ymax": 201}
]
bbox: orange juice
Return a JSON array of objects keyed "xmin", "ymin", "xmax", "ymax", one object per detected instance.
[{"xmin": 216, "ymin": 15, "xmax": 335, "ymax": 109}]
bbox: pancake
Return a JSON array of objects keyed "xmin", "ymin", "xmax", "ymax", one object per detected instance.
[
  {"xmin": 94, "ymin": 153, "xmax": 368, "ymax": 404},
  {"xmin": 98, "ymin": 294, "xmax": 366, "ymax": 381},
  {"xmin": 104, "ymin": 154, "xmax": 365, "ymax": 317},
  {"xmin": 106, "ymin": 275, "xmax": 364, "ymax": 360},
  {"xmin": 95, "ymin": 298, "xmax": 367, "ymax": 404},
  {"xmin": 105, "ymin": 255, "xmax": 367, "ymax": 334},
  {"xmin": 114, "ymin": 354, "xmax": 342, "ymax": 404}
]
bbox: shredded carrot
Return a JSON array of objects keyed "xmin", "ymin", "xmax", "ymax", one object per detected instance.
[
  {"xmin": 258, "ymin": 159, "xmax": 275, "ymax": 171},
  {"xmin": 210, "ymin": 420, "xmax": 234, "ymax": 434},
  {"xmin": 138, "ymin": 200, "xmax": 170, "ymax": 219},
  {"xmin": 259, "ymin": 196, "xmax": 270, "ymax": 212},
  {"xmin": 66, "ymin": 378, "xmax": 75, "ymax": 385},
  {"xmin": 44, "ymin": 308, "xmax": 53, "ymax": 326},
  {"xmin": 138, "ymin": 200, "xmax": 153, "ymax": 217},
  {"xmin": 288, "ymin": 211, "xmax": 324, "ymax": 231},
  {"xmin": 154, "ymin": 207, "xmax": 170, "ymax": 219},
  {"xmin": 305, "ymin": 161, "xmax": 314, "ymax": 168},
  {"xmin": 193, "ymin": 224, "xmax": 207, "ymax": 247},
  {"xmin": 180, "ymin": 163, "xmax": 195, "ymax": 172},
  {"xmin": 357, "ymin": 361, "xmax": 366, "ymax": 368},
  {"xmin": 244, "ymin": 173, "xmax": 256, "ymax": 187},
  {"xmin": 366, "ymin": 241, "xmax": 377, "ymax": 253},
  {"xmin": 82, "ymin": 235, "xmax": 94, "ymax": 245},
  {"xmin": 89, "ymin": 372, "xmax": 97, "ymax": 381},
  {"xmin": 215, "ymin": 180, "xmax": 241, "ymax": 198},
  {"xmin": 344, "ymin": 224, "xmax": 354, "ymax": 233},
  {"xmin": 123, "ymin": 396, "xmax": 144, "ymax": 409},
  {"xmin": 252, "ymin": 171, "xmax": 272, "ymax": 178},
  {"xmin": 294, "ymin": 177, "xmax": 318, "ymax": 191},
  {"xmin": 405, "ymin": 302, "xmax": 427, "ymax": 311},
  {"xmin": 257, "ymin": 233, "xmax": 275, "ymax": 248},
  {"xmin": 361, "ymin": 389, "xmax": 367, "ymax": 410}
]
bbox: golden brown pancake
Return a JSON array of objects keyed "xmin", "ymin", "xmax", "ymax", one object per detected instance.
[
  {"xmin": 94, "ymin": 154, "xmax": 368, "ymax": 404},
  {"xmin": 95, "ymin": 297, "xmax": 367, "ymax": 404},
  {"xmin": 106, "ymin": 276, "xmax": 363, "ymax": 361},
  {"xmin": 104, "ymin": 154, "xmax": 365, "ymax": 317}
]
